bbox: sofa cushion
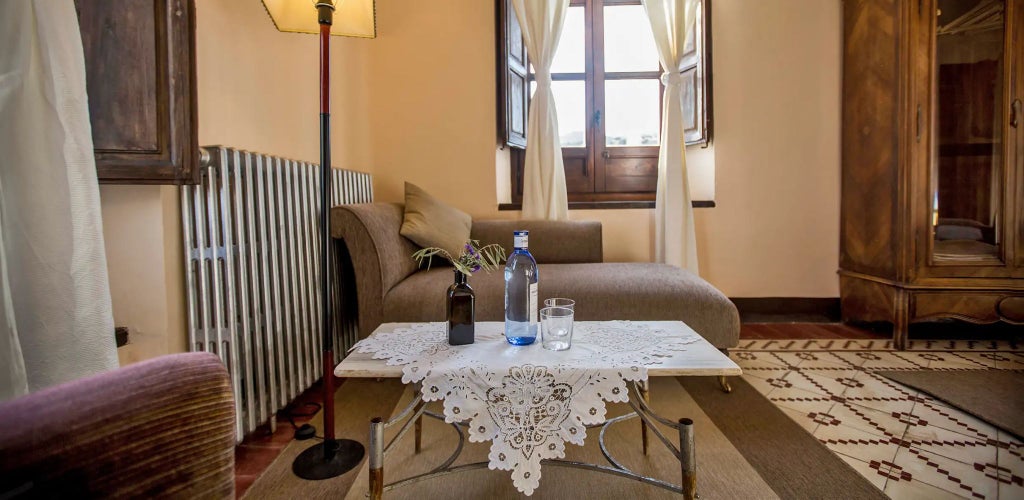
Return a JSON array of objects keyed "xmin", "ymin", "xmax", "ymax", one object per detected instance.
[
  {"xmin": 399, "ymin": 182, "xmax": 472, "ymax": 257},
  {"xmin": 382, "ymin": 263, "xmax": 740, "ymax": 349},
  {"xmin": 471, "ymin": 219, "xmax": 603, "ymax": 264}
]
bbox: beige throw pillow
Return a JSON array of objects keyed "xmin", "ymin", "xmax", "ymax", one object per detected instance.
[{"xmin": 400, "ymin": 182, "xmax": 472, "ymax": 258}]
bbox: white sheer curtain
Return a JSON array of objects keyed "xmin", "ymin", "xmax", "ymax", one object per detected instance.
[
  {"xmin": 642, "ymin": 0, "xmax": 699, "ymax": 273},
  {"xmin": 0, "ymin": 0, "xmax": 118, "ymax": 401},
  {"xmin": 512, "ymin": 0, "xmax": 570, "ymax": 221}
]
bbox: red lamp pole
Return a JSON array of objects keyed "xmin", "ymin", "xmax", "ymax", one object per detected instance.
[
  {"xmin": 291, "ymin": 0, "xmax": 365, "ymax": 480},
  {"xmin": 318, "ymin": 2, "xmax": 336, "ymax": 448}
]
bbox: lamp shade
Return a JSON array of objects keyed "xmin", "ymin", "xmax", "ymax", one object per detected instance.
[{"xmin": 262, "ymin": 0, "xmax": 376, "ymax": 38}]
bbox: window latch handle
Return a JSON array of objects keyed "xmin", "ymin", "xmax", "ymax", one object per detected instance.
[
  {"xmin": 1012, "ymin": 99, "xmax": 1021, "ymax": 128},
  {"xmin": 593, "ymin": 109, "xmax": 602, "ymax": 127}
]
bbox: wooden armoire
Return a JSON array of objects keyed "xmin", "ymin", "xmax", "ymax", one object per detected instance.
[{"xmin": 840, "ymin": 0, "xmax": 1024, "ymax": 348}]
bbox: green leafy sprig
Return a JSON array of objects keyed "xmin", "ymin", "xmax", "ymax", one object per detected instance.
[{"xmin": 412, "ymin": 240, "xmax": 506, "ymax": 276}]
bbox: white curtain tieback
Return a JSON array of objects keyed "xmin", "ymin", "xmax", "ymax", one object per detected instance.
[
  {"xmin": 535, "ymin": 73, "xmax": 553, "ymax": 88},
  {"xmin": 661, "ymin": 71, "xmax": 685, "ymax": 86}
]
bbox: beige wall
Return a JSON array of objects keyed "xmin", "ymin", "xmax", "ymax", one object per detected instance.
[
  {"xmin": 695, "ymin": 0, "xmax": 842, "ymax": 297},
  {"xmin": 101, "ymin": 185, "xmax": 186, "ymax": 364},
  {"xmin": 196, "ymin": 0, "xmax": 373, "ymax": 168},
  {"xmin": 362, "ymin": 0, "xmax": 841, "ymax": 297},
  {"xmin": 366, "ymin": 0, "xmax": 501, "ymax": 209}
]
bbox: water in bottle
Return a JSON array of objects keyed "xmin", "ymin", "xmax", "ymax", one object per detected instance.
[{"xmin": 504, "ymin": 230, "xmax": 538, "ymax": 345}]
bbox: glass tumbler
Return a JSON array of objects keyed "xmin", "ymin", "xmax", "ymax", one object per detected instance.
[
  {"xmin": 540, "ymin": 306, "xmax": 574, "ymax": 351},
  {"xmin": 544, "ymin": 298, "xmax": 575, "ymax": 311}
]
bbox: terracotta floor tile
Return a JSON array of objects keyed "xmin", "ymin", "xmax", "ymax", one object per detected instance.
[
  {"xmin": 991, "ymin": 352, "xmax": 1024, "ymax": 370},
  {"xmin": 794, "ymin": 352, "xmax": 859, "ymax": 370},
  {"xmin": 828, "ymin": 399, "xmax": 911, "ymax": 440},
  {"xmin": 235, "ymin": 474, "xmax": 258, "ymax": 498},
  {"xmin": 813, "ymin": 419, "xmax": 902, "ymax": 465},
  {"xmin": 834, "ymin": 452, "xmax": 890, "ymax": 491},
  {"xmin": 893, "ymin": 446, "xmax": 998, "ymax": 499},
  {"xmin": 996, "ymin": 431, "xmax": 1024, "ymax": 500},
  {"xmin": 235, "ymin": 445, "xmax": 286, "ymax": 477},
  {"xmin": 903, "ymin": 419, "xmax": 995, "ymax": 468},
  {"xmin": 839, "ymin": 370, "xmax": 919, "ymax": 414},
  {"xmin": 789, "ymin": 366, "xmax": 863, "ymax": 398},
  {"xmin": 944, "ymin": 352, "xmax": 997, "ymax": 369},
  {"xmin": 728, "ymin": 350, "xmax": 789, "ymax": 370},
  {"xmin": 995, "ymin": 430, "xmax": 1023, "ymax": 471},
  {"xmin": 734, "ymin": 363, "xmax": 790, "ymax": 382},
  {"xmin": 907, "ymin": 400, "xmax": 999, "ymax": 442},
  {"xmin": 776, "ymin": 404, "xmax": 825, "ymax": 435},
  {"xmin": 882, "ymin": 472, "xmax": 963, "ymax": 500},
  {"xmin": 764, "ymin": 374, "xmax": 831, "ymax": 403}
]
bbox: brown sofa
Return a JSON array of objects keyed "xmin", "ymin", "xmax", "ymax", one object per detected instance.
[{"xmin": 331, "ymin": 203, "xmax": 740, "ymax": 349}]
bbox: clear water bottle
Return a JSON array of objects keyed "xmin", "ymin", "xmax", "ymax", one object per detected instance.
[{"xmin": 504, "ymin": 230, "xmax": 538, "ymax": 345}]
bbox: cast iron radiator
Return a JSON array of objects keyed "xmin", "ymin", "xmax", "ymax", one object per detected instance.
[{"xmin": 182, "ymin": 145, "xmax": 372, "ymax": 441}]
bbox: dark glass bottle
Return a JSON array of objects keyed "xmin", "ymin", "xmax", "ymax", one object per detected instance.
[{"xmin": 447, "ymin": 270, "xmax": 475, "ymax": 345}]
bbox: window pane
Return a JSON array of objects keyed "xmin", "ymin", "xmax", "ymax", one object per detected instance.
[
  {"xmin": 550, "ymin": 7, "xmax": 585, "ymax": 74},
  {"xmin": 531, "ymin": 80, "xmax": 587, "ymax": 147},
  {"xmin": 605, "ymin": 79, "xmax": 660, "ymax": 146},
  {"xmin": 604, "ymin": 5, "xmax": 660, "ymax": 73}
]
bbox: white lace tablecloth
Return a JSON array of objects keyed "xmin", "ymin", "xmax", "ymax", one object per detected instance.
[{"xmin": 351, "ymin": 321, "xmax": 702, "ymax": 495}]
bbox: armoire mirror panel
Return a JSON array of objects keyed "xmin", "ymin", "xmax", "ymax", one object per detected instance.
[{"xmin": 932, "ymin": 0, "xmax": 1007, "ymax": 263}]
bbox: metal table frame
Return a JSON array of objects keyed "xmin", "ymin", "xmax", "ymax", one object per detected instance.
[{"xmin": 366, "ymin": 380, "xmax": 698, "ymax": 499}]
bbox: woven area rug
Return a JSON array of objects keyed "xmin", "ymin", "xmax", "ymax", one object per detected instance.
[
  {"xmin": 244, "ymin": 376, "xmax": 880, "ymax": 499},
  {"xmin": 733, "ymin": 339, "xmax": 1024, "ymax": 499},
  {"xmin": 876, "ymin": 370, "xmax": 1024, "ymax": 440}
]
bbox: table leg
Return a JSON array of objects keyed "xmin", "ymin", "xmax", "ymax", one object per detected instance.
[
  {"xmin": 411, "ymin": 382, "xmax": 424, "ymax": 454},
  {"xmin": 369, "ymin": 417, "xmax": 384, "ymax": 500},
  {"xmin": 639, "ymin": 380, "xmax": 650, "ymax": 455},
  {"xmin": 414, "ymin": 413, "xmax": 423, "ymax": 454},
  {"xmin": 679, "ymin": 418, "xmax": 696, "ymax": 500},
  {"xmin": 718, "ymin": 375, "xmax": 732, "ymax": 394}
]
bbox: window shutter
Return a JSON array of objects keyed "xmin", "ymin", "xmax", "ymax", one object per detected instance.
[
  {"xmin": 682, "ymin": 0, "xmax": 711, "ymax": 146},
  {"xmin": 497, "ymin": 0, "xmax": 528, "ymax": 149}
]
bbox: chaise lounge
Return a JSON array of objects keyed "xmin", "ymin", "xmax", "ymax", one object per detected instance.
[{"xmin": 331, "ymin": 203, "xmax": 740, "ymax": 350}]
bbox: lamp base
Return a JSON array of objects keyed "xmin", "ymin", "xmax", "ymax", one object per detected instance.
[{"xmin": 292, "ymin": 438, "xmax": 365, "ymax": 480}]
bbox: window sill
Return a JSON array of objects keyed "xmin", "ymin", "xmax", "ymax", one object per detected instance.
[{"xmin": 498, "ymin": 200, "xmax": 716, "ymax": 211}]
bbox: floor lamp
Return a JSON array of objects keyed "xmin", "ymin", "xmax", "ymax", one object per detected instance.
[{"xmin": 261, "ymin": 0, "xmax": 376, "ymax": 480}]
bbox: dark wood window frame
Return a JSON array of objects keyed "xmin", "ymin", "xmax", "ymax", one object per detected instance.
[{"xmin": 497, "ymin": 0, "xmax": 713, "ymax": 210}]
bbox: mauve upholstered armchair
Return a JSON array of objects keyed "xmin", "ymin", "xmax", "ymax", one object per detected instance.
[{"xmin": 0, "ymin": 352, "xmax": 236, "ymax": 498}]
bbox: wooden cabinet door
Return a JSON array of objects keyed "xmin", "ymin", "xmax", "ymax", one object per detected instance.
[{"xmin": 76, "ymin": 0, "xmax": 198, "ymax": 184}]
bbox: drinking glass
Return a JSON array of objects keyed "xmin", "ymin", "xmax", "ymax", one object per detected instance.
[
  {"xmin": 540, "ymin": 306, "xmax": 574, "ymax": 351},
  {"xmin": 544, "ymin": 298, "xmax": 575, "ymax": 311}
]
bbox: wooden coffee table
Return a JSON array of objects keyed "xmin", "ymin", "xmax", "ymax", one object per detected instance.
[{"xmin": 335, "ymin": 321, "xmax": 741, "ymax": 499}]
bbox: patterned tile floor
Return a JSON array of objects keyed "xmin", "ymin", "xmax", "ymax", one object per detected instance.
[{"xmin": 731, "ymin": 339, "xmax": 1024, "ymax": 499}]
